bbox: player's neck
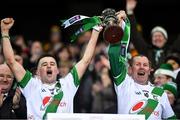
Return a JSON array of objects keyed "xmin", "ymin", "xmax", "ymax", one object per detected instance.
[
  {"xmin": 135, "ymin": 80, "xmax": 148, "ymax": 85},
  {"xmin": 43, "ymin": 81, "xmax": 56, "ymax": 87}
]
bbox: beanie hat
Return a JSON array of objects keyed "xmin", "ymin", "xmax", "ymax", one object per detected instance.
[
  {"xmin": 151, "ymin": 26, "xmax": 168, "ymax": 40},
  {"xmin": 154, "ymin": 63, "xmax": 176, "ymax": 79},
  {"xmin": 162, "ymin": 82, "xmax": 177, "ymax": 97}
]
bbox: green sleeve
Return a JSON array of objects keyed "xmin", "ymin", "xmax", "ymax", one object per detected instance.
[
  {"xmin": 108, "ymin": 43, "xmax": 127, "ymax": 86},
  {"xmin": 70, "ymin": 66, "xmax": 80, "ymax": 87},
  {"xmin": 108, "ymin": 18, "xmax": 131, "ymax": 86},
  {"xmin": 18, "ymin": 70, "xmax": 32, "ymax": 88}
]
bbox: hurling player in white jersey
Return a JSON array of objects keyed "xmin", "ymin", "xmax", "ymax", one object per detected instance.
[
  {"xmin": 1, "ymin": 18, "xmax": 103, "ymax": 119},
  {"xmin": 107, "ymin": 11, "xmax": 176, "ymax": 119}
]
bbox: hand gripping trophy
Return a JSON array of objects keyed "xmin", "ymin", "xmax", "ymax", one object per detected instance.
[{"xmin": 101, "ymin": 8, "xmax": 125, "ymax": 44}]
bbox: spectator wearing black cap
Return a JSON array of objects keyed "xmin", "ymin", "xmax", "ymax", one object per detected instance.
[{"xmin": 165, "ymin": 53, "xmax": 180, "ymax": 78}]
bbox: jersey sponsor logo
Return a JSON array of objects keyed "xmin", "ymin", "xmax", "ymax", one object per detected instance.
[
  {"xmin": 59, "ymin": 102, "xmax": 67, "ymax": 107},
  {"xmin": 40, "ymin": 96, "xmax": 67, "ymax": 111},
  {"xmin": 153, "ymin": 111, "xmax": 159, "ymax": 117},
  {"xmin": 135, "ymin": 91, "xmax": 141, "ymax": 95},
  {"xmin": 43, "ymin": 96, "xmax": 51, "ymax": 106},
  {"xmin": 129, "ymin": 100, "xmax": 147, "ymax": 114},
  {"xmin": 40, "ymin": 96, "xmax": 52, "ymax": 111}
]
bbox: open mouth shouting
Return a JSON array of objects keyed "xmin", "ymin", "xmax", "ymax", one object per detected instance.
[
  {"xmin": 137, "ymin": 71, "xmax": 145, "ymax": 77},
  {"xmin": 47, "ymin": 69, "xmax": 53, "ymax": 77}
]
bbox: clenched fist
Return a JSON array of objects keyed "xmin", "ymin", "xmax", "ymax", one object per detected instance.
[
  {"xmin": 1, "ymin": 18, "xmax": 14, "ymax": 35},
  {"xmin": 116, "ymin": 10, "xmax": 127, "ymax": 27}
]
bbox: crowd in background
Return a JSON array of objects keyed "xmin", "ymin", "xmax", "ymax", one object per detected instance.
[{"xmin": 1, "ymin": 0, "xmax": 180, "ymax": 119}]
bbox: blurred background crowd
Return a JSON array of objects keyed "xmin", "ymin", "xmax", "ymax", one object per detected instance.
[{"xmin": 1, "ymin": 0, "xmax": 180, "ymax": 119}]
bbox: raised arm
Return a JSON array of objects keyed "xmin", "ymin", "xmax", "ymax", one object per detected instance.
[
  {"xmin": 108, "ymin": 11, "xmax": 131, "ymax": 86},
  {"xmin": 126, "ymin": 0, "xmax": 148, "ymax": 55},
  {"xmin": 75, "ymin": 27, "xmax": 102, "ymax": 80},
  {"xmin": 1, "ymin": 18, "xmax": 26, "ymax": 82}
]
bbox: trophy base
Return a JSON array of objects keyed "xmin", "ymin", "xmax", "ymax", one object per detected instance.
[{"xmin": 103, "ymin": 25, "xmax": 123, "ymax": 44}]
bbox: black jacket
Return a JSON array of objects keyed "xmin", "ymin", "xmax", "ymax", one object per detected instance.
[{"xmin": 0, "ymin": 89, "xmax": 27, "ymax": 119}]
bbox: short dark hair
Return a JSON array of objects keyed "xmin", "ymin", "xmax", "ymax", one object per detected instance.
[
  {"xmin": 165, "ymin": 53, "xmax": 180, "ymax": 66},
  {"xmin": 129, "ymin": 55, "xmax": 152, "ymax": 68},
  {"xmin": 36, "ymin": 54, "xmax": 59, "ymax": 68}
]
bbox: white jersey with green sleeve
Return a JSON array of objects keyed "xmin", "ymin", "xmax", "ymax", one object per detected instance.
[
  {"xmin": 108, "ymin": 45, "xmax": 175, "ymax": 119},
  {"xmin": 114, "ymin": 73, "xmax": 175, "ymax": 120},
  {"xmin": 18, "ymin": 66, "xmax": 80, "ymax": 120},
  {"xmin": 108, "ymin": 18, "xmax": 176, "ymax": 119}
]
